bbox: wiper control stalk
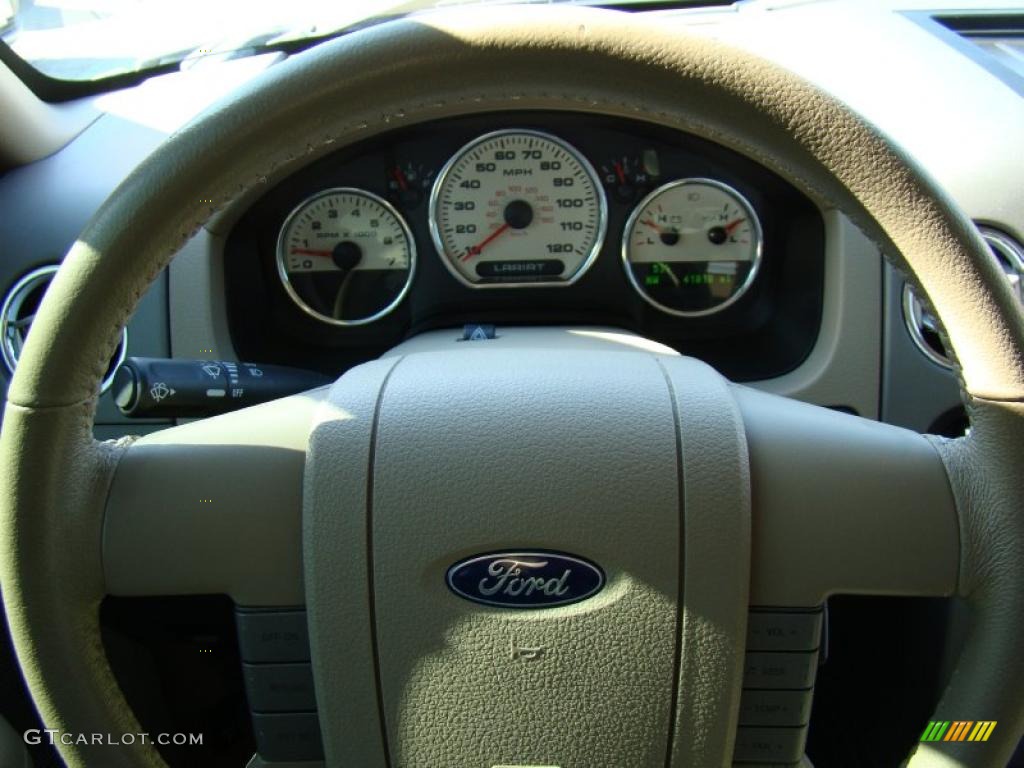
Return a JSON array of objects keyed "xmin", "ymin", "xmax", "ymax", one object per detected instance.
[{"xmin": 112, "ymin": 357, "xmax": 331, "ymax": 418}]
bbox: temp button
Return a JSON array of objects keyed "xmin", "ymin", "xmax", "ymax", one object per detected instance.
[{"xmin": 738, "ymin": 689, "xmax": 813, "ymax": 727}]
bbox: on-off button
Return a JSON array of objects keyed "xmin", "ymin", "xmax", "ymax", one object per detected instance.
[{"xmin": 236, "ymin": 609, "xmax": 310, "ymax": 663}]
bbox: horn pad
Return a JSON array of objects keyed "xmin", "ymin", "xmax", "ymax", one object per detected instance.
[{"xmin": 304, "ymin": 346, "xmax": 750, "ymax": 767}]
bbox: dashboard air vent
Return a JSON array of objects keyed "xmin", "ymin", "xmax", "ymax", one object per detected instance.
[
  {"xmin": 934, "ymin": 13, "xmax": 1024, "ymax": 83},
  {"xmin": 903, "ymin": 227, "xmax": 1024, "ymax": 368},
  {"xmin": 1, "ymin": 265, "xmax": 127, "ymax": 393}
]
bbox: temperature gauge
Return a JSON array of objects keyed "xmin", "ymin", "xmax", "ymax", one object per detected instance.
[
  {"xmin": 387, "ymin": 161, "xmax": 435, "ymax": 208},
  {"xmin": 600, "ymin": 149, "xmax": 660, "ymax": 202},
  {"xmin": 622, "ymin": 178, "xmax": 762, "ymax": 317}
]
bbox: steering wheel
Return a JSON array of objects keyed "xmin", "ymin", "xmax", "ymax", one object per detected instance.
[{"xmin": 2, "ymin": 7, "xmax": 1023, "ymax": 767}]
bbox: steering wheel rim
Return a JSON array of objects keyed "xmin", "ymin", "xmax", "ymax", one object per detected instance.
[{"xmin": 2, "ymin": 6, "xmax": 1023, "ymax": 767}]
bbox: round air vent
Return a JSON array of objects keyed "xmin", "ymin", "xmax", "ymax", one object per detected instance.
[
  {"xmin": 1, "ymin": 265, "xmax": 127, "ymax": 393},
  {"xmin": 903, "ymin": 226, "xmax": 1024, "ymax": 369}
]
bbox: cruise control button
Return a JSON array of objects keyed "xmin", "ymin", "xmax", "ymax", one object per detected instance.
[
  {"xmin": 743, "ymin": 651, "xmax": 817, "ymax": 689},
  {"xmin": 236, "ymin": 609, "xmax": 310, "ymax": 663},
  {"xmin": 738, "ymin": 689, "xmax": 813, "ymax": 727},
  {"xmin": 747, "ymin": 611, "xmax": 822, "ymax": 652},
  {"xmin": 243, "ymin": 663, "xmax": 316, "ymax": 712},
  {"xmin": 733, "ymin": 726, "xmax": 807, "ymax": 764}
]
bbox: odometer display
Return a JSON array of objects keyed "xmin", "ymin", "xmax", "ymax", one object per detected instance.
[{"xmin": 429, "ymin": 130, "xmax": 607, "ymax": 287}]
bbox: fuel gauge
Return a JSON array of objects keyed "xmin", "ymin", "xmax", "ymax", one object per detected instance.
[
  {"xmin": 622, "ymin": 178, "xmax": 762, "ymax": 317},
  {"xmin": 387, "ymin": 161, "xmax": 435, "ymax": 208}
]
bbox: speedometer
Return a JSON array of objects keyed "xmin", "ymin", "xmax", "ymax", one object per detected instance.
[{"xmin": 429, "ymin": 129, "xmax": 607, "ymax": 287}]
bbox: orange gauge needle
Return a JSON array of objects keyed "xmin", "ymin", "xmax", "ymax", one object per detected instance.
[
  {"xmin": 641, "ymin": 218, "xmax": 662, "ymax": 234},
  {"xmin": 724, "ymin": 218, "xmax": 746, "ymax": 235},
  {"xmin": 290, "ymin": 247, "xmax": 333, "ymax": 257},
  {"xmin": 462, "ymin": 223, "xmax": 510, "ymax": 262}
]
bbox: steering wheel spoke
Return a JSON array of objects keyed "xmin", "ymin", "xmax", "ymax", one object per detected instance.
[
  {"xmin": 103, "ymin": 389, "xmax": 325, "ymax": 606},
  {"xmin": 734, "ymin": 386, "xmax": 960, "ymax": 608}
]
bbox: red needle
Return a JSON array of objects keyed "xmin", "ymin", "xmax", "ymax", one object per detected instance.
[
  {"xmin": 462, "ymin": 223, "xmax": 510, "ymax": 262},
  {"xmin": 613, "ymin": 161, "xmax": 626, "ymax": 185},
  {"xmin": 641, "ymin": 218, "xmax": 663, "ymax": 234},
  {"xmin": 290, "ymin": 247, "xmax": 333, "ymax": 257},
  {"xmin": 392, "ymin": 167, "xmax": 409, "ymax": 191},
  {"xmin": 724, "ymin": 217, "xmax": 746, "ymax": 234}
]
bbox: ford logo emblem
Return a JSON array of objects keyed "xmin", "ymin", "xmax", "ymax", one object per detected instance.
[{"xmin": 446, "ymin": 550, "xmax": 605, "ymax": 608}]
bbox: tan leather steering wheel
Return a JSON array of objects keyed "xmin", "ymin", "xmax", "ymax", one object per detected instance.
[{"xmin": 2, "ymin": 7, "xmax": 1023, "ymax": 767}]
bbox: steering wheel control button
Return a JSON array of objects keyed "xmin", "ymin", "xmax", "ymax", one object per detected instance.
[
  {"xmin": 445, "ymin": 551, "xmax": 605, "ymax": 608},
  {"xmin": 746, "ymin": 610, "xmax": 822, "ymax": 652},
  {"xmin": 114, "ymin": 357, "xmax": 330, "ymax": 418},
  {"xmin": 738, "ymin": 689, "xmax": 813, "ymax": 727},
  {"xmin": 732, "ymin": 726, "xmax": 807, "ymax": 764},
  {"xmin": 742, "ymin": 651, "xmax": 818, "ymax": 690},
  {"xmin": 236, "ymin": 609, "xmax": 311, "ymax": 663},
  {"xmin": 243, "ymin": 663, "xmax": 317, "ymax": 713},
  {"xmin": 736, "ymin": 611, "xmax": 820, "ymax": 762},
  {"xmin": 252, "ymin": 712, "xmax": 324, "ymax": 762}
]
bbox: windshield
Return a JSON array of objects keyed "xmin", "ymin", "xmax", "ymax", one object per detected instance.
[{"xmin": 0, "ymin": 0, "xmax": 671, "ymax": 83}]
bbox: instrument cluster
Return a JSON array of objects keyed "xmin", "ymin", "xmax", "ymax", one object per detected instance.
[{"xmin": 225, "ymin": 113, "xmax": 825, "ymax": 381}]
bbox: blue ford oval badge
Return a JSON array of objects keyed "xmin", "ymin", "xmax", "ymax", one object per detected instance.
[{"xmin": 446, "ymin": 551, "xmax": 605, "ymax": 608}]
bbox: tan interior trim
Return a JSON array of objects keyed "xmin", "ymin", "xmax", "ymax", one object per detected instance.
[{"xmin": 0, "ymin": 62, "xmax": 98, "ymax": 170}]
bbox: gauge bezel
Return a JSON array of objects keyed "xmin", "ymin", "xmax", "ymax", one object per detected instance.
[
  {"xmin": 621, "ymin": 177, "xmax": 764, "ymax": 318},
  {"xmin": 275, "ymin": 187, "xmax": 416, "ymax": 327},
  {"xmin": 428, "ymin": 128, "xmax": 608, "ymax": 290}
]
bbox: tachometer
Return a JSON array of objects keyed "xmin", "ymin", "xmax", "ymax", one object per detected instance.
[
  {"xmin": 622, "ymin": 178, "xmax": 762, "ymax": 316},
  {"xmin": 276, "ymin": 188, "xmax": 415, "ymax": 326},
  {"xmin": 429, "ymin": 129, "xmax": 606, "ymax": 287}
]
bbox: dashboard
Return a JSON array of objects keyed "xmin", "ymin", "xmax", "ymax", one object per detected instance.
[
  {"xmin": 0, "ymin": 0, "xmax": 1021, "ymax": 439},
  {"xmin": 225, "ymin": 113, "xmax": 824, "ymax": 381}
]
